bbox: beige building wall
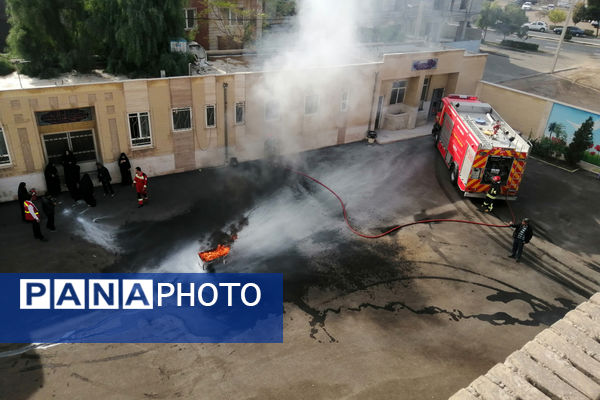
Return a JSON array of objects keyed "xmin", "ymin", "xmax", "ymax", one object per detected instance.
[
  {"xmin": 477, "ymin": 82, "xmax": 553, "ymax": 140},
  {"xmin": 377, "ymin": 50, "xmax": 487, "ymax": 130},
  {"xmin": 0, "ymin": 49, "xmax": 486, "ymax": 202}
]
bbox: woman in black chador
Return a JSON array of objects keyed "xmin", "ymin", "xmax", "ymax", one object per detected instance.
[
  {"xmin": 62, "ymin": 149, "xmax": 80, "ymax": 200},
  {"xmin": 118, "ymin": 153, "xmax": 132, "ymax": 186},
  {"xmin": 17, "ymin": 182, "xmax": 30, "ymax": 221},
  {"xmin": 44, "ymin": 161, "xmax": 61, "ymax": 196},
  {"xmin": 79, "ymin": 173, "xmax": 96, "ymax": 207}
]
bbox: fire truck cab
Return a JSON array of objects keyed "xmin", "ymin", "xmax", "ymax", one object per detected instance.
[{"xmin": 432, "ymin": 95, "xmax": 530, "ymax": 200}]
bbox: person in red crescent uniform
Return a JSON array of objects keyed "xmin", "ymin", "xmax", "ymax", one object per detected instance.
[
  {"xmin": 133, "ymin": 167, "xmax": 149, "ymax": 208},
  {"xmin": 24, "ymin": 192, "xmax": 47, "ymax": 241}
]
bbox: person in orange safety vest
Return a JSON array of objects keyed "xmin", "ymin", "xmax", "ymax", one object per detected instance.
[
  {"xmin": 24, "ymin": 197, "xmax": 47, "ymax": 241},
  {"xmin": 133, "ymin": 167, "xmax": 148, "ymax": 208}
]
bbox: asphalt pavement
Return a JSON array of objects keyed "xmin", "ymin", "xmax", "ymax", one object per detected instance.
[{"xmin": 1, "ymin": 135, "xmax": 598, "ymax": 399}]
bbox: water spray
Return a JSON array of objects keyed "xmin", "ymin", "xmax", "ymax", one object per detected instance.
[{"xmin": 284, "ymin": 167, "xmax": 516, "ymax": 239}]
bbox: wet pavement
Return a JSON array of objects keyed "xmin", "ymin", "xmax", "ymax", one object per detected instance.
[{"xmin": 1, "ymin": 136, "xmax": 599, "ymax": 399}]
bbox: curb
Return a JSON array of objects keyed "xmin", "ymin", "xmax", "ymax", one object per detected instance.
[
  {"xmin": 527, "ymin": 33, "xmax": 600, "ymax": 47},
  {"xmin": 530, "ymin": 156, "xmax": 579, "ymax": 172}
]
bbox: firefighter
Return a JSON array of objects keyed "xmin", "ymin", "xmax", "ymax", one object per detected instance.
[
  {"xmin": 481, "ymin": 175, "xmax": 501, "ymax": 213},
  {"xmin": 509, "ymin": 218, "xmax": 533, "ymax": 262},
  {"xmin": 24, "ymin": 195, "xmax": 47, "ymax": 241},
  {"xmin": 133, "ymin": 167, "xmax": 148, "ymax": 208}
]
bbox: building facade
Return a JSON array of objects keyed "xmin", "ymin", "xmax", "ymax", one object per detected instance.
[
  {"xmin": 0, "ymin": 49, "xmax": 486, "ymax": 202},
  {"xmin": 184, "ymin": 0, "xmax": 263, "ymax": 50},
  {"xmin": 358, "ymin": 0, "xmax": 484, "ymax": 51}
]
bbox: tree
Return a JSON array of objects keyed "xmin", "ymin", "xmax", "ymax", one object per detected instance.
[
  {"xmin": 6, "ymin": 0, "xmax": 92, "ymax": 77},
  {"xmin": 572, "ymin": 2, "xmax": 587, "ymax": 25},
  {"xmin": 477, "ymin": 1, "xmax": 502, "ymax": 41},
  {"xmin": 271, "ymin": 0, "xmax": 296, "ymax": 17},
  {"xmin": 88, "ymin": 0, "xmax": 189, "ymax": 76},
  {"xmin": 565, "ymin": 117, "xmax": 594, "ymax": 165},
  {"xmin": 548, "ymin": 9, "xmax": 567, "ymax": 25},
  {"xmin": 547, "ymin": 122, "xmax": 566, "ymax": 140},
  {"xmin": 495, "ymin": 4, "xmax": 528, "ymax": 39},
  {"xmin": 587, "ymin": 0, "xmax": 600, "ymax": 37},
  {"xmin": 6, "ymin": 0, "xmax": 190, "ymax": 78}
]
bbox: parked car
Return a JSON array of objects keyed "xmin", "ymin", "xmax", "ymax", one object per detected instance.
[
  {"xmin": 522, "ymin": 2, "xmax": 533, "ymax": 10},
  {"xmin": 592, "ymin": 21, "xmax": 599, "ymax": 28},
  {"xmin": 553, "ymin": 26, "xmax": 585, "ymax": 36},
  {"xmin": 547, "ymin": 4, "xmax": 555, "ymax": 10},
  {"xmin": 523, "ymin": 21, "xmax": 548, "ymax": 32}
]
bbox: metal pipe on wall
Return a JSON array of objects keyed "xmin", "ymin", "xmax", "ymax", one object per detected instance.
[{"xmin": 223, "ymin": 82, "xmax": 229, "ymax": 164}]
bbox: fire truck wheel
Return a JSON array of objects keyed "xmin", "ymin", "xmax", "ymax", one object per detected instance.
[{"xmin": 450, "ymin": 164, "xmax": 458, "ymax": 184}]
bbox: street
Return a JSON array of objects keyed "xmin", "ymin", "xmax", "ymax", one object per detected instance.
[
  {"xmin": 1, "ymin": 135, "xmax": 599, "ymax": 399},
  {"xmin": 482, "ymin": 29, "xmax": 600, "ymax": 82}
]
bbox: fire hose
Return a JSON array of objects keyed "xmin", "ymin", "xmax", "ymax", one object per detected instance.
[{"xmin": 286, "ymin": 167, "xmax": 516, "ymax": 239}]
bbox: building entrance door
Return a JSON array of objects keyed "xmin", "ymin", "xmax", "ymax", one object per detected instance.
[
  {"xmin": 428, "ymin": 88, "xmax": 445, "ymax": 122},
  {"xmin": 43, "ymin": 130, "xmax": 98, "ymax": 173}
]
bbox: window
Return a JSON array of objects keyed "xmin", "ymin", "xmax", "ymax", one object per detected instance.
[
  {"xmin": 460, "ymin": 0, "xmax": 468, "ymax": 10},
  {"xmin": 235, "ymin": 102, "xmax": 245, "ymax": 125},
  {"xmin": 128, "ymin": 112, "xmax": 152, "ymax": 147},
  {"xmin": 0, "ymin": 126, "xmax": 11, "ymax": 165},
  {"xmin": 172, "ymin": 107, "xmax": 192, "ymax": 131},
  {"xmin": 305, "ymin": 94, "xmax": 319, "ymax": 115},
  {"xmin": 265, "ymin": 101, "xmax": 280, "ymax": 121},
  {"xmin": 205, "ymin": 105, "xmax": 216, "ymax": 128},
  {"xmin": 185, "ymin": 8, "xmax": 196, "ymax": 30},
  {"xmin": 220, "ymin": 7, "xmax": 242, "ymax": 25},
  {"xmin": 389, "ymin": 81, "xmax": 407, "ymax": 105},
  {"xmin": 340, "ymin": 90, "xmax": 349, "ymax": 112},
  {"xmin": 419, "ymin": 77, "xmax": 431, "ymax": 111}
]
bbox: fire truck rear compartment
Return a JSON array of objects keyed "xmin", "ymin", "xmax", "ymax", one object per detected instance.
[{"xmin": 481, "ymin": 156, "xmax": 514, "ymax": 185}]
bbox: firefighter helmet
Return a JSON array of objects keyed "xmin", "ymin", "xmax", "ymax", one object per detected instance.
[{"xmin": 492, "ymin": 175, "xmax": 501, "ymax": 183}]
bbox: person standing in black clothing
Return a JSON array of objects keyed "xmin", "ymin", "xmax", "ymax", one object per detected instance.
[
  {"xmin": 96, "ymin": 162, "xmax": 115, "ymax": 197},
  {"xmin": 44, "ymin": 161, "xmax": 61, "ymax": 196},
  {"xmin": 62, "ymin": 150, "xmax": 80, "ymax": 200},
  {"xmin": 79, "ymin": 173, "xmax": 97, "ymax": 207},
  {"xmin": 17, "ymin": 182, "xmax": 30, "ymax": 222},
  {"xmin": 509, "ymin": 218, "xmax": 533, "ymax": 262},
  {"xmin": 41, "ymin": 195, "xmax": 57, "ymax": 231},
  {"xmin": 118, "ymin": 153, "xmax": 132, "ymax": 186}
]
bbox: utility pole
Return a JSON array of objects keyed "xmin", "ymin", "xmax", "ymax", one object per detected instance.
[
  {"xmin": 551, "ymin": 0, "xmax": 576, "ymax": 73},
  {"xmin": 460, "ymin": 0, "xmax": 474, "ymax": 41}
]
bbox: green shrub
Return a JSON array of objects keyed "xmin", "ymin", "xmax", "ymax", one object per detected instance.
[
  {"xmin": 531, "ymin": 136, "xmax": 567, "ymax": 159},
  {"xmin": 564, "ymin": 32, "xmax": 572, "ymax": 41},
  {"xmin": 584, "ymin": 29, "xmax": 595, "ymax": 36},
  {"xmin": 0, "ymin": 56, "xmax": 16, "ymax": 76},
  {"xmin": 500, "ymin": 39, "xmax": 539, "ymax": 51},
  {"xmin": 582, "ymin": 151, "xmax": 600, "ymax": 166},
  {"xmin": 531, "ymin": 137, "xmax": 553, "ymax": 158}
]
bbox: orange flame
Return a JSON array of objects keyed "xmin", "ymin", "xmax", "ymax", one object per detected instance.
[{"xmin": 199, "ymin": 244, "xmax": 231, "ymax": 262}]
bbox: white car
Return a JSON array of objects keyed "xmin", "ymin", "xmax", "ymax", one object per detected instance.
[
  {"xmin": 522, "ymin": 2, "xmax": 532, "ymax": 10},
  {"xmin": 524, "ymin": 21, "xmax": 548, "ymax": 32}
]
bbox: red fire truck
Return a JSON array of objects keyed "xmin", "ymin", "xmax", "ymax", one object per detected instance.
[{"xmin": 432, "ymin": 95, "xmax": 530, "ymax": 199}]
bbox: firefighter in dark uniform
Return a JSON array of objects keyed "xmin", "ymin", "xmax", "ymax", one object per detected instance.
[{"xmin": 481, "ymin": 175, "xmax": 501, "ymax": 213}]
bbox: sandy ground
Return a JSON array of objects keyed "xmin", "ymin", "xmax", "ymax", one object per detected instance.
[{"xmin": 0, "ymin": 136, "xmax": 599, "ymax": 399}]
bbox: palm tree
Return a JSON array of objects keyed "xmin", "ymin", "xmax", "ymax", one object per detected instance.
[{"xmin": 547, "ymin": 122, "xmax": 565, "ymax": 140}]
